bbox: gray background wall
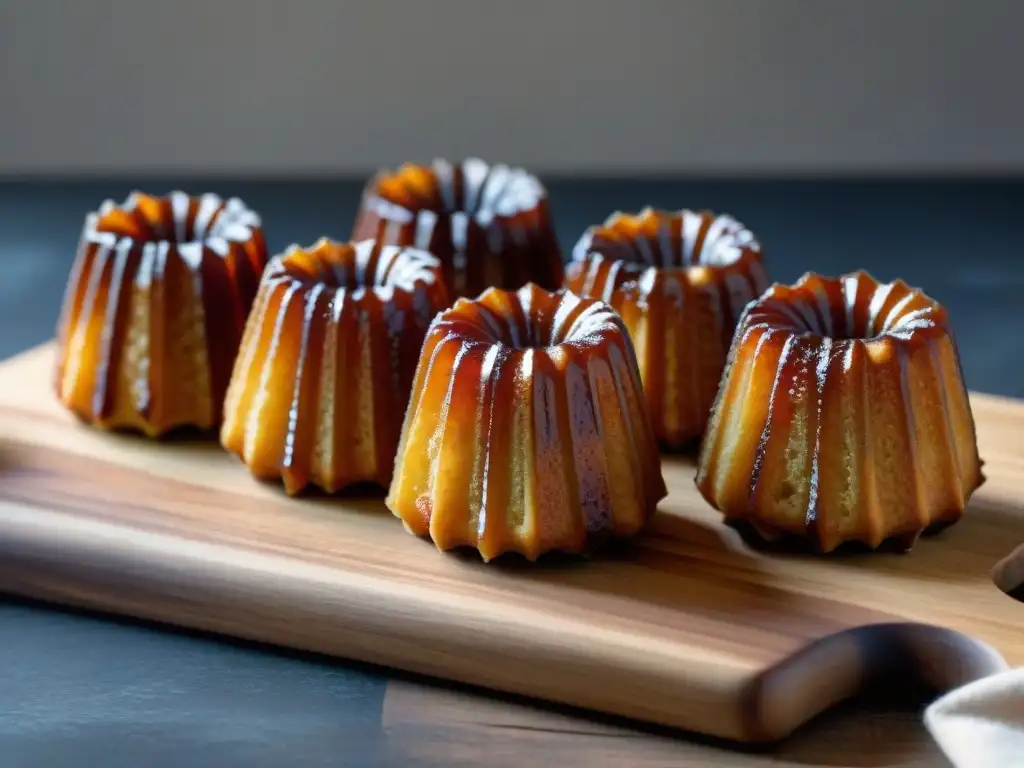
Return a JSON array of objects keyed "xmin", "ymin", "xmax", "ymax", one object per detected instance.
[{"xmin": 1, "ymin": 0, "xmax": 1022, "ymax": 177}]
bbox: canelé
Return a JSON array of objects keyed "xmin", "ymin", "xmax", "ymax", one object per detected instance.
[
  {"xmin": 54, "ymin": 191, "xmax": 268, "ymax": 436},
  {"xmin": 353, "ymin": 158, "xmax": 563, "ymax": 298},
  {"xmin": 220, "ymin": 238, "xmax": 449, "ymax": 493},
  {"xmin": 565, "ymin": 208, "xmax": 768, "ymax": 448},
  {"xmin": 386, "ymin": 283, "xmax": 667, "ymax": 561},
  {"xmin": 696, "ymin": 271, "xmax": 983, "ymax": 552}
]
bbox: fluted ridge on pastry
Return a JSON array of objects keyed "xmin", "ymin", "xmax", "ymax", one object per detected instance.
[
  {"xmin": 221, "ymin": 238, "xmax": 449, "ymax": 494},
  {"xmin": 696, "ymin": 270, "xmax": 983, "ymax": 552},
  {"xmin": 565, "ymin": 207, "xmax": 768, "ymax": 448},
  {"xmin": 353, "ymin": 158, "xmax": 563, "ymax": 298},
  {"xmin": 54, "ymin": 191, "xmax": 268, "ymax": 436},
  {"xmin": 386, "ymin": 283, "xmax": 667, "ymax": 561}
]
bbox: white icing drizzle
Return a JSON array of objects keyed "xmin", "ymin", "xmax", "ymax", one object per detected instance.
[
  {"xmin": 132, "ymin": 241, "xmax": 157, "ymax": 412},
  {"xmin": 637, "ymin": 267, "xmax": 658, "ymax": 298},
  {"xmin": 882, "ymin": 291, "xmax": 916, "ymax": 334},
  {"xmin": 519, "ymin": 281, "xmax": 534, "ymax": 344},
  {"xmin": 369, "ymin": 196, "xmax": 415, "ymax": 224},
  {"xmin": 806, "ymin": 337, "xmax": 833, "ymax": 524},
  {"xmin": 563, "ymin": 301, "xmax": 611, "ymax": 343},
  {"xmin": 745, "ymin": 273, "xmax": 942, "ymax": 368},
  {"xmin": 283, "ymin": 282, "xmax": 325, "ymax": 471},
  {"xmin": 192, "ymin": 193, "xmax": 222, "ymax": 242},
  {"xmin": 582, "ymin": 253, "xmax": 603, "ymax": 297},
  {"xmin": 460, "ymin": 158, "xmax": 489, "ymax": 215},
  {"xmin": 475, "ymin": 163, "xmax": 513, "ymax": 226},
  {"xmin": 177, "ymin": 242, "xmax": 204, "ymax": 272},
  {"xmin": 275, "ymin": 238, "xmax": 440, "ymax": 300},
  {"xmin": 85, "ymin": 191, "xmax": 261, "ymax": 263},
  {"xmin": 414, "ymin": 209, "xmax": 438, "ymax": 251},
  {"xmin": 170, "ymin": 191, "xmax": 190, "ymax": 243},
  {"xmin": 550, "ymin": 289, "xmax": 585, "ymax": 341},
  {"xmin": 699, "ymin": 215, "xmax": 731, "ymax": 266},
  {"xmin": 93, "ymin": 238, "xmax": 134, "ymax": 414},
  {"xmin": 475, "ymin": 342, "xmax": 503, "ymax": 537},
  {"xmin": 842, "ymin": 274, "xmax": 859, "ymax": 337},
  {"xmin": 681, "ymin": 213, "xmax": 701, "ymax": 266},
  {"xmin": 244, "ymin": 280, "xmax": 300, "ymax": 460},
  {"xmin": 450, "ymin": 211, "xmax": 470, "ymax": 287},
  {"xmin": 136, "ymin": 242, "xmax": 156, "ymax": 289},
  {"xmin": 843, "ymin": 339, "xmax": 856, "ymax": 372},
  {"xmin": 579, "ymin": 208, "xmax": 759, "ymax": 272},
  {"xmin": 602, "ymin": 259, "xmax": 623, "ymax": 305},
  {"xmin": 432, "ymin": 158, "xmax": 457, "ymax": 212},
  {"xmin": 603, "ymin": 211, "xmax": 627, "ymax": 228}
]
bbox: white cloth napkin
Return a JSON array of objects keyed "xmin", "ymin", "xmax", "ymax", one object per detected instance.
[{"xmin": 925, "ymin": 668, "xmax": 1024, "ymax": 768}]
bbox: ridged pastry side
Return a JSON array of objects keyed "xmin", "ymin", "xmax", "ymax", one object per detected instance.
[
  {"xmin": 221, "ymin": 238, "xmax": 449, "ymax": 494},
  {"xmin": 387, "ymin": 283, "xmax": 667, "ymax": 561},
  {"xmin": 353, "ymin": 158, "xmax": 563, "ymax": 298},
  {"xmin": 696, "ymin": 270, "xmax": 983, "ymax": 552},
  {"xmin": 54, "ymin": 191, "xmax": 268, "ymax": 436},
  {"xmin": 565, "ymin": 207, "xmax": 768, "ymax": 448}
]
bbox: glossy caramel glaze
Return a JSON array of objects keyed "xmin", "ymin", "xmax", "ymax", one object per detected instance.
[
  {"xmin": 54, "ymin": 191, "xmax": 269, "ymax": 436},
  {"xmin": 221, "ymin": 238, "xmax": 449, "ymax": 494},
  {"xmin": 565, "ymin": 208, "xmax": 768, "ymax": 449},
  {"xmin": 386, "ymin": 283, "xmax": 667, "ymax": 561},
  {"xmin": 696, "ymin": 271, "xmax": 984, "ymax": 553},
  {"xmin": 352, "ymin": 158, "xmax": 564, "ymax": 299}
]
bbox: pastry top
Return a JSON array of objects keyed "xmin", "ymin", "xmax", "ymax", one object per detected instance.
[
  {"xmin": 429, "ymin": 282, "xmax": 635, "ymax": 357},
  {"xmin": 356, "ymin": 158, "xmax": 563, "ymax": 299},
  {"xmin": 742, "ymin": 270, "xmax": 949, "ymax": 348},
  {"xmin": 576, "ymin": 207, "xmax": 760, "ymax": 265},
  {"xmin": 361, "ymin": 157, "xmax": 549, "ymax": 227},
  {"xmin": 87, "ymin": 190, "xmax": 263, "ymax": 257},
  {"xmin": 572, "ymin": 207, "xmax": 763, "ymax": 276},
  {"xmin": 264, "ymin": 237, "xmax": 447, "ymax": 300}
]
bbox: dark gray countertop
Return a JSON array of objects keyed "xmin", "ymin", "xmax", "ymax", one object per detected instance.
[{"xmin": 1, "ymin": 178, "xmax": 1020, "ymax": 767}]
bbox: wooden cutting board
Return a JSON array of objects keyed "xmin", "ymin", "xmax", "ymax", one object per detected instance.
[{"xmin": 2, "ymin": 342, "xmax": 1023, "ymax": 744}]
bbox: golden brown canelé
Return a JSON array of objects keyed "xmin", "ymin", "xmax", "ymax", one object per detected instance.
[
  {"xmin": 696, "ymin": 271, "xmax": 984, "ymax": 552},
  {"xmin": 352, "ymin": 158, "xmax": 564, "ymax": 299},
  {"xmin": 386, "ymin": 283, "xmax": 667, "ymax": 561},
  {"xmin": 221, "ymin": 238, "xmax": 449, "ymax": 494},
  {"xmin": 55, "ymin": 191, "xmax": 269, "ymax": 436},
  {"xmin": 565, "ymin": 208, "xmax": 769, "ymax": 449}
]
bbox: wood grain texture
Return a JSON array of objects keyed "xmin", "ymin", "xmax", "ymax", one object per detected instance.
[
  {"xmin": 380, "ymin": 679, "xmax": 950, "ymax": 767},
  {"xmin": 1, "ymin": 343, "xmax": 1022, "ymax": 744}
]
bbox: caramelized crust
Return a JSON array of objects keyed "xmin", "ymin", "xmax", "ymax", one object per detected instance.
[
  {"xmin": 696, "ymin": 271, "xmax": 984, "ymax": 552},
  {"xmin": 352, "ymin": 158, "xmax": 564, "ymax": 299},
  {"xmin": 565, "ymin": 208, "xmax": 768, "ymax": 449},
  {"xmin": 54, "ymin": 191, "xmax": 268, "ymax": 436},
  {"xmin": 221, "ymin": 238, "xmax": 449, "ymax": 494},
  {"xmin": 386, "ymin": 283, "xmax": 667, "ymax": 561}
]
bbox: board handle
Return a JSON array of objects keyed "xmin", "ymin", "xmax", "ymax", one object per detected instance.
[{"xmin": 746, "ymin": 622, "xmax": 1008, "ymax": 743}]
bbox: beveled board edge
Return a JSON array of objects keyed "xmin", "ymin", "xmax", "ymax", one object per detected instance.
[{"xmin": 0, "ymin": 495, "xmax": 1008, "ymax": 744}]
